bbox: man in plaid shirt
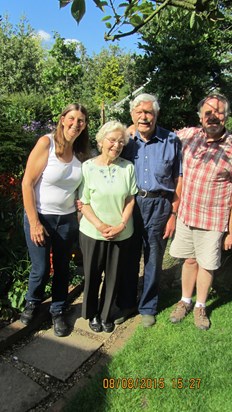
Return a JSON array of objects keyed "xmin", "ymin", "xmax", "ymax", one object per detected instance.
[{"xmin": 170, "ymin": 93, "xmax": 232, "ymax": 330}]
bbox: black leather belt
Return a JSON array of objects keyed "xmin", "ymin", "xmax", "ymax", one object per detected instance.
[{"xmin": 137, "ymin": 189, "xmax": 167, "ymax": 198}]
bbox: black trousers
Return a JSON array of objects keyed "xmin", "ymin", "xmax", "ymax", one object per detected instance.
[{"xmin": 80, "ymin": 232, "xmax": 131, "ymax": 322}]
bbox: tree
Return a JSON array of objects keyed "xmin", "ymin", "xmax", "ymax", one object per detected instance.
[
  {"xmin": 41, "ymin": 33, "xmax": 84, "ymax": 119},
  {"xmin": 59, "ymin": 0, "xmax": 224, "ymax": 41},
  {"xmin": 134, "ymin": 4, "xmax": 232, "ymax": 129},
  {"xmin": 77, "ymin": 45, "xmax": 137, "ymax": 135},
  {"xmin": 0, "ymin": 17, "xmax": 45, "ymax": 94},
  {"xmin": 95, "ymin": 59, "xmax": 125, "ymax": 105}
]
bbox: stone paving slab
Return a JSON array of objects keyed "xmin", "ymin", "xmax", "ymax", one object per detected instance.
[
  {"xmin": 0, "ymin": 362, "xmax": 48, "ymax": 412},
  {"xmin": 15, "ymin": 329, "xmax": 103, "ymax": 382},
  {"xmin": 0, "ymin": 303, "xmax": 50, "ymax": 353},
  {"xmin": 68, "ymin": 303, "xmax": 118, "ymax": 338},
  {"xmin": 0, "ymin": 279, "xmax": 139, "ymax": 411},
  {"xmin": 0, "ymin": 284, "xmax": 84, "ymax": 353},
  {"xmin": 77, "ymin": 316, "xmax": 119, "ymax": 338},
  {"xmin": 47, "ymin": 314, "xmax": 141, "ymax": 412}
]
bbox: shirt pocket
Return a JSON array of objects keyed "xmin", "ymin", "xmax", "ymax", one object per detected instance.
[{"xmin": 153, "ymin": 160, "xmax": 173, "ymax": 184}]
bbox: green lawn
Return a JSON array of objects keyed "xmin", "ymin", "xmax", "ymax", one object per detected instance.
[
  {"xmin": 63, "ymin": 245, "xmax": 232, "ymax": 412},
  {"xmin": 63, "ymin": 288, "xmax": 232, "ymax": 412}
]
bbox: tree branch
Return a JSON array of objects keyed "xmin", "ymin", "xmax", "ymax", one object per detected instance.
[{"xmin": 105, "ymin": 0, "xmax": 173, "ymax": 41}]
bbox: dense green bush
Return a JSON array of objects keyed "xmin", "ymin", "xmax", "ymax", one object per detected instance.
[
  {"xmin": 0, "ymin": 94, "xmax": 54, "ymax": 176},
  {"xmin": 0, "ymin": 93, "xmax": 55, "ymax": 322},
  {"xmin": 4, "ymin": 92, "xmax": 53, "ymax": 126}
]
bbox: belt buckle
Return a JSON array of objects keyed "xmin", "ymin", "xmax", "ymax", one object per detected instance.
[{"xmin": 140, "ymin": 189, "xmax": 147, "ymax": 198}]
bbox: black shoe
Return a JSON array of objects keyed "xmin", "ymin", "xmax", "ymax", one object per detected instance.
[
  {"xmin": 52, "ymin": 313, "xmax": 69, "ymax": 337},
  {"xmin": 101, "ymin": 320, "xmax": 115, "ymax": 333},
  {"xmin": 89, "ymin": 316, "xmax": 102, "ymax": 333},
  {"xmin": 20, "ymin": 302, "xmax": 38, "ymax": 325}
]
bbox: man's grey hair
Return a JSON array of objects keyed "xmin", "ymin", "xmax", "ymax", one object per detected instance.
[
  {"xmin": 130, "ymin": 93, "xmax": 160, "ymax": 114},
  {"xmin": 197, "ymin": 93, "xmax": 231, "ymax": 119}
]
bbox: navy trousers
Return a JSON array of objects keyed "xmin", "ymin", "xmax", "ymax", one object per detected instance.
[
  {"xmin": 118, "ymin": 195, "xmax": 172, "ymax": 315},
  {"xmin": 24, "ymin": 211, "xmax": 78, "ymax": 315}
]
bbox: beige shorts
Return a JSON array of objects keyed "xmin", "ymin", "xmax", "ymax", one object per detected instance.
[{"xmin": 169, "ymin": 218, "xmax": 224, "ymax": 270}]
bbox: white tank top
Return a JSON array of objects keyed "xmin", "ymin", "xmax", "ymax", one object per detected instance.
[{"xmin": 35, "ymin": 134, "xmax": 82, "ymax": 215}]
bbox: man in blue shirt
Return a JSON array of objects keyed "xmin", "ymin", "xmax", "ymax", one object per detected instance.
[{"xmin": 115, "ymin": 93, "xmax": 182, "ymax": 327}]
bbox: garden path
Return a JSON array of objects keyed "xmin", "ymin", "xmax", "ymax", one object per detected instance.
[
  {"xmin": 0, "ymin": 254, "xmax": 181, "ymax": 412},
  {"xmin": 0, "ymin": 278, "xmax": 141, "ymax": 412}
]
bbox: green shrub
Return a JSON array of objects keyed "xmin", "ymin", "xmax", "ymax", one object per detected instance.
[
  {"xmin": 7, "ymin": 258, "xmax": 31, "ymax": 311},
  {"xmin": 3, "ymin": 92, "xmax": 53, "ymax": 126}
]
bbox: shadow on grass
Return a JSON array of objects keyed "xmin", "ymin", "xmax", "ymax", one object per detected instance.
[
  {"xmin": 63, "ymin": 364, "xmax": 111, "ymax": 412},
  {"xmin": 158, "ymin": 288, "xmax": 181, "ymax": 313},
  {"xmin": 206, "ymin": 291, "xmax": 232, "ymax": 316},
  {"xmin": 158, "ymin": 262, "xmax": 182, "ymax": 312},
  {"xmin": 158, "ymin": 275, "xmax": 232, "ymax": 316},
  {"xmin": 63, "ymin": 255, "xmax": 232, "ymax": 412}
]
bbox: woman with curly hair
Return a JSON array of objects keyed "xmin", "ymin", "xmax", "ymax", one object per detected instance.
[{"xmin": 79, "ymin": 121, "xmax": 137, "ymax": 333}]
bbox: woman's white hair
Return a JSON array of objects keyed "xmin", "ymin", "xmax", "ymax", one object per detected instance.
[{"xmin": 96, "ymin": 120, "xmax": 129, "ymax": 150}]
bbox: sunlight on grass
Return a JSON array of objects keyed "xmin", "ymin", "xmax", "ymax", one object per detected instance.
[
  {"xmin": 63, "ymin": 294, "xmax": 232, "ymax": 412},
  {"xmin": 62, "ymin": 244, "xmax": 232, "ymax": 412}
]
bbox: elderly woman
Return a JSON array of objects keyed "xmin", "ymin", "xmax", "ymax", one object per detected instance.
[{"xmin": 79, "ymin": 120, "xmax": 137, "ymax": 333}]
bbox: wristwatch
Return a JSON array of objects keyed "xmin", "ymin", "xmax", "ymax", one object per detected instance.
[{"xmin": 170, "ymin": 211, "xmax": 177, "ymax": 217}]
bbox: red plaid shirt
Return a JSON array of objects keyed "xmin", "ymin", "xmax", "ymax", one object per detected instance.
[{"xmin": 177, "ymin": 127, "xmax": 232, "ymax": 231}]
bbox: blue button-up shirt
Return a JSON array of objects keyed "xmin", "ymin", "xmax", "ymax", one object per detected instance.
[{"xmin": 122, "ymin": 125, "xmax": 182, "ymax": 192}]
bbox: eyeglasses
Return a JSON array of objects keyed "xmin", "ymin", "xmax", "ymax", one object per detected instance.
[{"xmin": 105, "ymin": 137, "xmax": 125, "ymax": 146}]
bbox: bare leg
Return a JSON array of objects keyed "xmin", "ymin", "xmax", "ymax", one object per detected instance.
[
  {"xmin": 196, "ymin": 266, "xmax": 213, "ymax": 303},
  {"xmin": 182, "ymin": 258, "xmax": 198, "ymax": 298}
]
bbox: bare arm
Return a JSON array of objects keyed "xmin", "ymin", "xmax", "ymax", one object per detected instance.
[
  {"xmin": 22, "ymin": 135, "xmax": 50, "ymax": 245},
  {"xmin": 163, "ymin": 176, "xmax": 182, "ymax": 239}
]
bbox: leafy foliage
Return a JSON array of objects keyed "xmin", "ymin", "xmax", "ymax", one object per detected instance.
[
  {"xmin": 0, "ymin": 94, "xmax": 54, "ymax": 309},
  {"xmin": 59, "ymin": 0, "xmax": 224, "ymax": 41},
  {"xmin": 0, "ymin": 99, "xmax": 34, "ymax": 174},
  {"xmin": 7, "ymin": 258, "xmax": 31, "ymax": 310},
  {"xmin": 0, "ymin": 17, "xmax": 45, "ymax": 94},
  {"xmin": 0, "ymin": 253, "xmax": 84, "ymax": 320},
  {"xmin": 134, "ymin": 4, "xmax": 232, "ymax": 129},
  {"xmin": 74, "ymin": 45, "xmax": 138, "ymax": 140},
  {"xmin": 0, "ymin": 94, "xmax": 53, "ymax": 174},
  {"xmin": 42, "ymin": 33, "xmax": 84, "ymax": 120},
  {"xmin": 4, "ymin": 93, "xmax": 53, "ymax": 127}
]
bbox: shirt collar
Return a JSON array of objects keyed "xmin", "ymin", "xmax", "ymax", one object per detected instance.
[
  {"xmin": 134, "ymin": 125, "xmax": 163, "ymax": 143},
  {"xmin": 200, "ymin": 127, "xmax": 228, "ymax": 143}
]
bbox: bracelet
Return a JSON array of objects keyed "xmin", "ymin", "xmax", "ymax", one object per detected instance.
[{"xmin": 121, "ymin": 221, "xmax": 127, "ymax": 229}]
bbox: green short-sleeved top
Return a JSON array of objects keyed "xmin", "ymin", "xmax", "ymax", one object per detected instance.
[{"xmin": 79, "ymin": 157, "xmax": 138, "ymax": 241}]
